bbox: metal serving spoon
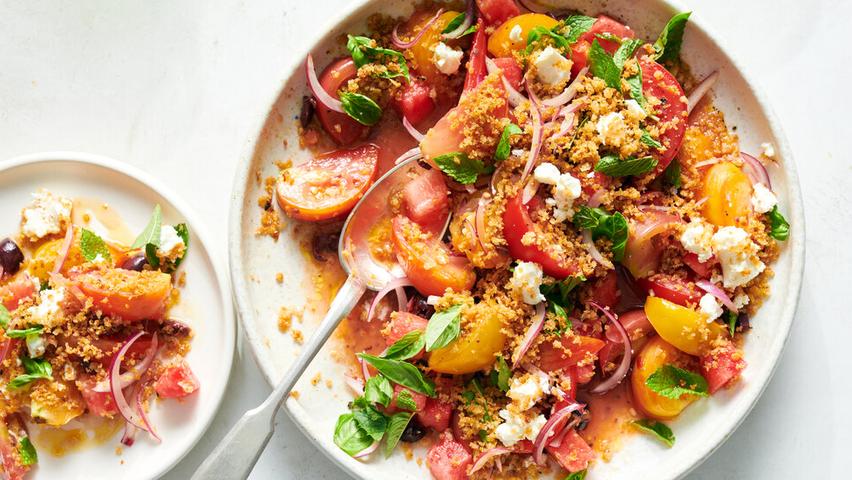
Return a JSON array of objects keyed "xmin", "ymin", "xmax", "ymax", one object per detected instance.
[{"xmin": 192, "ymin": 156, "xmax": 440, "ymax": 480}]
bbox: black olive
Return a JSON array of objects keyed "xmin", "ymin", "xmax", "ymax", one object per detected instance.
[
  {"xmin": 0, "ymin": 238, "xmax": 24, "ymax": 276},
  {"xmin": 300, "ymin": 96, "xmax": 316, "ymax": 128},
  {"xmin": 400, "ymin": 417, "xmax": 426, "ymax": 443},
  {"xmin": 310, "ymin": 230, "xmax": 340, "ymax": 262},
  {"xmin": 120, "ymin": 254, "xmax": 148, "ymax": 271},
  {"xmin": 161, "ymin": 319, "xmax": 193, "ymax": 337},
  {"xmin": 408, "ymin": 293, "xmax": 435, "ymax": 319}
]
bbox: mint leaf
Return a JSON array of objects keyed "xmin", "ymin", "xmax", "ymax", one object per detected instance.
[
  {"xmin": 79, "ymin": 229, "xmax": 111, "ymax": 263},
  {"xmin": 589, "ymin": 39, "xmax": 622, "ymax": 90},
  {"xmin": 441, "ymin": 13, "xmax": 478, "ymax": 37},
  {"xmin": 131, "ymin": 204, "xmax": 162, "ymax": 249},
  {"xmin": 10, "ymin": 356, "xmax": 52, "ymax": 389},
  {"xmin": 5, "ymin": 326, "xmax": 43, "ymax": 339},
  {"xmin": 364, "ymin": 375, "xmax": 393, "ymax": 408},
  {"xmin": 526, "ymin": 25, "xmax": 570, "ymax": 54},
  {"xmin": 395, "ymin": 388, "xmax": 418, "ymax": 411},
  {"xmin": 18, "ymin": 437, "xmax": 38, "ymax": 466},
  {"xmin": 339, "ymin": 92, "xmax": 383, "ymax": 126},
  {"xmin": 358, "ymin": 354, "xmax": 436, "ymax": 397},
  {"xmin": 767, "ymin": 206, "xmax": 789, "ymax": 241},
  {"xmin": 490, "ymin": 355, "xmax": 511, "ymax": 392},
  {"xmin": 626, "ymin": 65, "xmax": 647, "ymax": 109},
  {"xmin": 645, "ymin": 364, "xmax": 709, "ymax": 399},
  {"xmin": 663, "ymin": 159, "xmax": 682, "ymax": 188},
  {"xmin": 351, "ymin": 398, "xmax": 389, "ymax": 442},
  {"xmin": 433, "ymin": 152, "xmax": 491, "ymax": 185},
  {"xmin": 383, "ymin": 330, "xmax": 425, "ymax": 361},
  {"xmin": 0, "ymin": 304, "xmax": 10, "ymax": 330},
  {"xmin": 425, "ymin": 304, "xmax": 462, "ymax": 352},
  {"xmin": 595, "ymin": 154, "xmax": 658, "ymax": 177},
  {"xmin": 613, "ymin": 38, "xmax": 643, "ymax": 69},
  {"xmin": 640, "ymin": 129, "xmax": 663, "ymax": 149},
  {"xmin": 562, "ymin": 15, "xmax": 596, "ymax": 44},
  {"xmin": 632, "ymin": 419, "xmax": 675, "ymax": 447},
  {"xmin": 383, "ymin": 412, "xmax": 413, "ymax": 458},
  {"xmin": 653, "ymin": 12, "xmax": 691, "ymax": 63},
  {"xmin": 564, "ymin": 470, "xmax": 587, "ymax": 480},
  {"xmin": 173, "ymin": 223, "xmax": 190, "ymax": 268},
  {"xmin": 334, "ymin": 413, "xmax": 374, "ymax": 456},
  {"xmin": 346, "ymin": 35, "xmax": 410, "ymax": 81},
  {"xmin": 572, "ymin": 206, "xmax": 629, "ymax": 261},
  {"xmin": 495, "ymin": 123, "xmax": 522, "ymax": 161}
]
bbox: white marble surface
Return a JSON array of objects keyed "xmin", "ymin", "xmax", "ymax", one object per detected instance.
[{"xmin": 0, "ymin": 0, "xmax": 849, "ymax": 478}]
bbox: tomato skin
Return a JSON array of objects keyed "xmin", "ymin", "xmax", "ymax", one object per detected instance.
[
  {"xmin": 155, "ymin": 362, "xmax": 200, "ymax": 399},
  {"xmin": 403, "ymin": 168, "xmax": 449, "ymax": 229},
  {"xmin": 491, "ymin": 57, "xmax": 523, "ymax": 91},
  {"xmin": 463, "ymin": 20, "xmax": 488, "ymax": 93},
  {"xmin": 277, "ymin": 144, "xmax": 380, "ymax": 222},
  {"xmin": 640, "ymin": 57, "xmax": 688, "ymax": 173},
  {"xmin": 631, "ymin": 336, "xmax": 697, "ymax": 419},
  {"xmin": 393, "ymin": 78, "xmax": 436, "ymax": 125},
  {"xmin": 702, "ymin": 162, "xmax": 753, "ymax": 227},
  {"xmin": 571, "ymin": 15, "xmax": 635, "ymax": 78},
  {"xmin": 384, "ymin": 312, "xmax": 428, "ymax": 345},
  {"xmin": 0, "ymin": 274, "xmax": 37, "ymax": 312},
  {"xmin": 538, "ymin": 335, "xmax": 606, "ymax": 372},
  {"xmin": 417, "ymin": 398, "xmax": 453, "ymax": 432},
  {"xmin": 644, "ymin": 296, "xmax": 725, "ymax": 356},
  {"xmin": 427, "ymin": 431, "xmax": 473, "ymax": 480},
  {"xmin": 429, "ymin": 307, "xmax": 507, "ymax": 374},
  {"xmin": 700, "ymin": 340, "xmax": 746, "ymax": 394},
  {"xmin": 636, "ymin": 274, "xmax": 701, "ymax": 307},
  {"xmin": 546, "ymin": 429, "xmax": 595, "ymax": 473},
  {"xmin": 502, "ymin": 195, "xmax": 577, "ymax": 279},
  {"xmin": 476, "ymin": 0, "xmax": 521, "ymax": 26},
  {"xmin": 683, "ymin": 252, "xmax": 716, "ymax": 278},
  {"xmin": 588, "ymin": 271, "xmax": 619, "ymax": 309},
  {"xmin": 70, "ymin": 269, "xmax": 171, "ymax": 323},
  {"xmin": 315, "ymin": 57, "xmax": 369, "ymax": 145},
  {"xmin": 405, "ymin": 10, "xmax": 461, "ymax": 85}
]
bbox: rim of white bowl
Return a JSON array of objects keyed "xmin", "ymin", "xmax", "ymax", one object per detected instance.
[
  {"xmin": 228, "ymin": 1, "xmax": 806, "ymax": 479},
  {"xmin": 0, "ymin": 150, "xmax": 236, "ymax": 480}
]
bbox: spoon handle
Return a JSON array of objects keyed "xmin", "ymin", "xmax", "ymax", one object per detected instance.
[{"xmin": 191, "ymin": 275, "xmax": 366, "ymax": 480}]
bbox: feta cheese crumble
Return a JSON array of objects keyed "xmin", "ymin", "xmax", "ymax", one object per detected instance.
[
  {"xmin": 509, "ymin": 24, "xmax": 524, "ymax": 43},
  {"xmin": 680, "ymin": 220, "xmax": 715, "ymax": 263},
  {"xmin": 711, "ymin": 227, "xmax": 766, "ymax": 288},
  {"xmin": 507, "ymin": 374, "xmax": 550, "ymax": 411},
  {"xmin": 733, "ymin": 293, "xmax": 750, "ymax": 310},
  {"xmin": 533, "ymin": 162, "xmax": 560, "ymax": 185},
  {"xmin": 534, "ymin": 46, "xmax": 571, "ymax": 86},
  {"xmin": 494, "ymin": 409, "xmax": 547, "ymax": 447},
  {"xmin": 533, "ymin": 162, "xmax": 581, "ymax": 221},
  {"xmin": 596, "ymin": 112, "xmax": 627, "ymax": 147},
  {"xmin": 699, "ymin": 293, "xmax": 723, "ymax": 322},
  {"xmin": 26, "ymin": 334, "xmax": 46, "ymax": 358},
  {"xmin": 157, "ymin": 225, "xmax": 186, "ymax": 263},
  {"xmin": 433, "ymin": 42, "xmax": 463, "ymax": 75},
  {"xmin": 26, "ymin": 287, "xmax": 67, "ymax": 328},
  {"xmin": 624, "ymin": 99, "xmax": 647, "ymax": 120},
  {"xmin": 510, "ymin": 261, "xmax": 545, "ymax": 305},
  {"xmin": 750, "ymin": 183, "xmax": 777, "ymax": 214},
  {"xmin": 20, "ymin": 189, "xmax": 72, "ymax": 241},
  {"xmin": 760, "ymin": 142, "xmax": 776, "ymax": 159}
]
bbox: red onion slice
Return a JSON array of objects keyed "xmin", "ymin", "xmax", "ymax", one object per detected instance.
[
  {"xmin": 520, "ymin": 179, "xmax": 539, "ymax": 205},
  {"xmin": 136, "ymin": 392, "xmax": 161, "ymax": 443},
  {"xmin": 588, "ymin": 302, "xmax": 632, "ymax": 395},
  {"xmin": 469, "ymin": 447, "xmax": 512, "ymax": 474},
  {"xmin": 687, "ymin": 71, "xmax": 719, "ymax": 115},
  {"xmin": 353, "ymin": 441, "xmax": 380, "ymax": 458},
  {"xmin": 695, "ymin": 280, "xmax": 737, "ymax": 313},
  {"xmin": 532, "ymin": 402, "xmax": 583, "ymax": 464},
  {"xmin": 474, "ymin": 198, "xmax": 490, "ymax": 249},
  {"xmin": 485, "ymin": 57, "xmax": 528, "ymax": 107},
  {"xmin": 512, "ymin": 302, "xmax": 546, "ymax": 369},
  {"xmin": 442, "ymin": 0, "xmax": 474, "ymax": 39},
  {"xmin": 582, "ymin": 229, "xmax": 614, "ymax": 270},
  {"xmin": 359, "ymin": 356, "xmax": 372, "ymax": 382},
  {"xmin": 392, "ymin": 8, "xmax": 444, "ymax": 49},
  {"xmin": 121, "ymin": 423, "xmax": 137, "ymax": 447},
  {"xmin": 366, "ymin": 277, "xmax": 413, "ymax": 322},
  {"xmin": 521, "ymin": 83, "xmax": 544, "ymax": 182},
  {"xmin": 740, "ymin": 152, "xmax": 772, "ymax": 190},
  {"xmin": 541, "ymin": 67, "xmax": 588, "ymax": 107},
  {"xmin": 110, "ymin": 331, "xmax": 153, "ymax": 433},
  {"xmin": 306, "ymin": 54, "xmax": 344, "ymax": 114},
  {"xmin": 402, "ymin": 116, "xmax": 425, "ymax": 141},
  {"xmin": 52, "ymin": 225, "xmax": 75, "ymax": 274},
  {"xmin": 93, "ymin": 332, "xmax": 159, "ymax": 392},
  {"xmin": 394, "ymin": 146, "xmax": 423, "ymax": 165}
]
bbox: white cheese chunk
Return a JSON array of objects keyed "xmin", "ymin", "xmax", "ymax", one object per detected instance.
[
  {"xmin": 507, "ymin": 373, "xmax": 550, "ymax": 411},
  {"xmin": 534, "ymin": 46, "xmax": 571, "ymax": 85},
  {"xmin": 509, "ymin": 24, "xmax": 524, "ymax": 43},
  {"xmin": 510, "ymin": 261, "xmax": 545, "ymax": 305},
  {"xmin": 157, "ymin": 225, "xmax": 186, "ymax": 263},
  {"xmin": 26, "ymin": 287, "xmax": 66, "ymax": 328},
  {"xmin": 20, "ymin": 190, "xmax": 72, "ymax": 241},
  {"xmin": 533, "ymin": 162, "xmax": 561, "ymax": 185},
  {"xmin": 494, "ymin": 409, "xmax": 548, "ymax": 447},
  {"xmin": 596, "ymin": 112, "xmax": 627, "ymax": 147},
  {"xmin": 680, "ymin": 220, "xmax": 715, "ymax": 263},
  {"xmin": 711, "ymin": 227, "xmax": 766, "ymax": 288},
  {"xmin": 624, "ymin": 99, "xmax": 647, "ymax": 120},
  {"xmin": 699, "ymin": 293, "xmax": 724, "ymax": 322},
  {"xmin": 760, "ymin": 142, "xmax": 776, "ymax": 159},
  {"xmin": 433, "ymin": 42, "xmax": 464, "ymax": 75},
  {"xmin": 750, "ymin": 182, "xmax": 777, "ymax": 214}
]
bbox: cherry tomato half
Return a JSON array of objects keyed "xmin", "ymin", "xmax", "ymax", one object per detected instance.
[{"xmin": 315, "ymin": 57, "xmax": 369, "ymax": 145}]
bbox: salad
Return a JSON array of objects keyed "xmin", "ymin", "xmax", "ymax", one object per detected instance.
[
  {"xmin": 268, "ymin": 1, "xmax": 791, "ymax": 478},
  {"xmin": 0, "ymin": 190, "xmax": 200, "ymax": 479}
]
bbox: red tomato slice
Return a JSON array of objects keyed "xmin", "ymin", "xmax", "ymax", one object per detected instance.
[
  {"xmin": 276, "ymin": 144, "xmax": 380, "ymax": 222},
  {"xmin": 587, "ymin": 271, "xmax": 619, "ymax": 309},
  {"xmin": 640, "ymin": 57, "xmax": 688, "ymax": 173},
  {"xmin": 0, "ymin": 416, "xmax": 30, "ymax": 480},
  {"xmin": 571, "ymin": 15, "xmax": 635, "ymax": 78},
  {"xmin": 513, "ymin": 439, "xmax": 535, "ymax": 454},
  {"xmin": 315, "ymin": 57, "xmax": 369, "ymax": 145},
  {"xmin": 155, "ymin": 362, "xmax": 200, "ymax": 399},
  {"xmin": 683, "ymin": 252, "xmax": 716, "ymax": 279},
  {"xmin": 403, "ymin": 168, "xmax": 449, "ymax": 230},
  {"xmin": 475, "ymin": 0, "xmax": 521, "ymax": 26},
  {"xmin": 492, "ymin": 56, "xmax": 523, "ymax": 91},
  {"xmin": 384, "ymin": 311, "xmax": 428, "ymax": 360},
  {"xmin": 502, "ymin": 195, "xmax": 577, "ymax": 279},
  {"xmin": 463, "ymin": 20, "xmax": 488, "ymax": 93},
  {"xmin": 69, "ymin": 269, "xmax": 171, "ymax": 323},
  {"xmin": 417, "ymin": 398, "xmax": 452, "ymax": 432},
  {"xmin": 427, "ymin": 431, "xmax": 473, "ymax": 480},
  {"xmin": 546, "ymin": 429, "xmax": 595, "ymax": 473},
  {"xmin": 393, "ymin": 78, "xmax": 436, "ymax": 125},
  {"xmin": 78, "ymin": 377, "xmax": 118, "ymax": 416},
  {"xmin": 538, "ymin": 335, "xmax": 606, "ymax": 372},
  {"xmin": 637, "ymin": 274, "xmax": 701, "ymax": 307},
  {"xmin": 391, "ymin": 215, "xmax": 476, "ymax": 296},
  {"xmin": 1, "ymin": 274, "xmax": 37, "ymax": 312},
  {"xmin": 700, "ymin": 340, "xmax": 746, "ymax": 394}
]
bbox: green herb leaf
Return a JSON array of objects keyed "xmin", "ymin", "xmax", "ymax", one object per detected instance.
[
  {"xmin": 172, "ymin": 223, "xmax": 190, "ymax": 268},
  {"xmin": 766, "ymin": 206, "xmax": 789, "ymax": 241},
  {"xmin": 652, "ymin": 12, "xmax": 691, "ymax": 63},
  {"xmin": 395, "ymin": 388, "xmax": 418, "ymax": 411},
  {"xmin": 613, "ymin": 38, "xmax": 643, "ymax": 69},
  {"xmin": 339, "ymin": 92, "xmax": 383, "ymax": 126},
  {"xmin": 383, "ymin": 412, "xmax": 413, "ymax": 458},
  {"xmin": 495, "ymin": 123, "xmax": 523, "ymax": 161},
  {"xmin": 131, "ymin": 204, "xmax": 162, "ymax": 249},
  {"xmin": 358, "ymin": 354, "xmax": 436, "ymax": 397},
  {"xmin": 425, "ymin": 304, "xmax": 462, "ymax": 352},
  {"xmin": 525, "ymin": 25, "xmax": 570, "ymax": 54},
  {"xmin": 572, "ymin": 206, "xmax": 629, "ymax": 261},
  {"xmin": 5, "ymin": 326, "xmax": 43, "ymax": 339},
  {"xmin": 564, "ymin": 470, "xmax": 588, "ymax": 480},
  {"xmin": 562, "ymin": 15, "xmax": 596, "ymax": 44},
  {"xmin": 383, "ymin": 330, "xmax": 425, "ymax": 361},
  {"xmin": 540, "ymin": 275, "xmax": 584, "ymax": 333},
  {"xmin": 588, "ymin": 39, "xmax": 622, "ymax": 90},
  {"xmin": 334, "ymin": 413, "xmax": 374, "ymax": 456},
  {"xmin": 595, "ymin": 154, "xmax": 658, "ymax": 177},
  {"xmin": 632, "ymin": 419, "xmax": 675, "ymax": 447},
  {"xmin": 352, "ymin": 398, "xmax": 389, "ymax": 442},
  {"xmin": 0, "ymin": 304, "xmax": 10, "ymax": 330},
  {"xmin": 145, "ymin": 243, "xmax": 160, "ymax": 269},
  {"xmin": 79, "ymin": 229, "xmax": 112, "ymax": 263},
  {"xmin": 625, "ymin": 65, "xmax": 647, "ymax": 109},
  {"xmin": 441, "ymin": 14, "xmax": 478, "ymax": 37},
  {"xmin": 662, "ymin": 159, "xmax": 682, "ymax": 189},
  {"xmin": 433, "ymin": 152, "xmax": 492, "ymax": 185},
  {"xmin": 489, "ymin": 355, "xmax": 511, "ymax": 392},
  {"xmin": 364, "ymin": 375, "xmax": 393, "ymax": 408},
  {"xmin": 645, "ymin": 364, "xmax": 709, "ymax": 399},
  {"xmin": 346, "ymin": 35, "xmax": 410, "ymax": 81},
  {"xmin": 726, "ymin": 310, "xmax": 738, "ymax": 337},
  {"xmin": 18, "ymin": 437, "xmax": 38, "ymax": 466},
  {"xmin": 640, "ymin": 129, "xmax": 663, "ymax": 149},
  {"xmin": 478, "ymin": 429, "xmax": 488, "ymax": 442},
  {"xmin": 9, "ymin": 356, "xmax": 53, "ymax": 389}
]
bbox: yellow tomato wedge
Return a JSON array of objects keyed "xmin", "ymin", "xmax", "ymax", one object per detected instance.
[
  {"xmin": 644, "ymin": 296, "xmax": 725, "ymax": 356},
  {"xmin": 428, "ymin": 305, "xmax": 506, "ymax": 374},
  {"xmin": 405, "ymin": 10, "xmax": 461, "ymax": 84},
  {"xmin": 702, "ymin": 161, "xmax": 753, "ymax": 226},
  {"xmin": 488, "ymin": 13, "xmax": 559, "ymax": 58},
  {"xmin": 631, "ymin": 336, "xmax": 698, "ymax": 420}
]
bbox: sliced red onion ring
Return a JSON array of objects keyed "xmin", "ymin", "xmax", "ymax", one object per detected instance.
[
  {"xmin": 696, "ymin": 280, "xmax": 737, "ymax": 313},
  {"xmin": 740, "ymin": 152, "xmax": 772, "ymax": 190},
  {"xmin": 136, "ymin": 392, "xmax": 161, "ymax": 443},
  {"xmin": 475, "ymin": 197, "xmax": 490, "ymax": 249},
  {"xmin": 520, "ymin": 179, "xmax": 539, "ymax": 205},
  {"xmin": 687, "ymin": 71, "xmax": 719, "ymax": 115},
  {"xmin": 366, "ymin": 277, "xmax": 413, "ymax": 322},
  {"xmin": 306, "ymin": 54, "xmax": 344, "ymax": 114},
  {"xmin": 121, "ymin": 423, "xmax": 137, "ymax": 447},
  {"xmin": 344, "ymin": 375, "xmax": 365, "ymax": 395},
  {"xmin": 582, "ymin": 229, "xmax": 614, "ymax": 269},
  {"xmin": 542, "ymin": 67, "xmax": 588, "ymax": 107},
  {"xmin": 52, "ymin": 225, "xmax": 75, "ymax": 274},
  {"xmin": 392, "ymin": 8, "xmax": 444, "ymax": 49},
  {"xmin": 532, "ymin": 402, "xmax": 583, "ymax": 464},
  {"xmin": 485, "ymin": 57, "xmax": 528, "ymax": 107},
  {"xmin": 110, "ymin": 332, "xmax": 153, "ymax": 433},
  {"xmin": 694, "ymin": 158, "xmax": 721, "ymax": 169},
  {"xmin": 442, "ymin": 0, "xmax": 474, "ymax": 39},
  {"xmin": 93, "ymin": 332, "xmax": 159, "ymax": 392},
  {"xmin": 521, "ymin": 84, "xmax": 544, "ymax": 182},
  {"xmin": 359, "ymin": 356, "xmax": 372, "ymax": 382},
  {"xmin": 512, "ymin": 302, "xmax": 546, "ymax": 369},
  {"xmin": 394, "ymin": 146, "xmax": 423, "ymax": 165},
  {"xmin": 353, "ymin": 441, "xmax": 380, "ymax": 458},
  {"xmin": 469, "ymin": 447, "xmax": 512, "ymax": 474},
  {"xmin": 588, "ymin": 302, "xmax": 632, "ymax": 395},
  {"xmin": 402, "ymin": 116, "xmax": 425, "ymax": 141}
]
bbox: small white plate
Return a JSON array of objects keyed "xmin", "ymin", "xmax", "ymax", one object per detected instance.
[{"xmin": 0, "ymin": 152, "xmax": 235, "ymax": 480}]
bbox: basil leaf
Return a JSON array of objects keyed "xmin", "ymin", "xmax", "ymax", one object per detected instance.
[
  {"xmin": 565, "ymin": 470, "xmax": 587, "ymax": 480},
  {"xmin": 433, "ymin": 152, "xmax": 491, "ymax": 185},
  {"xmin": 595, "ymin": 154, "xmax": 658, "ymax": 177},
  {"xmin": 395, "ymin": 388, "xmax": 418, "ymax": 411},
  {"xmin": 663, "ymin": 159, "xmax": 682, "ymax": 189},
  {"xmin": 495, "ymin": 123, "xmax": 522, "ymax": 161},
  {"xmin": 173, "ymin": 223, "xmax": 190, "ymax": 268},
  {"xmin": 358, "ymin": 354, "xmax": 436, "ymax": 397},
  {"xmin": 79, "ymin": 229, "xmax": 111, "ymax": 262},
  {"xmin": 131, "ymin": 204, "xmax": 162, "ymax": 249},
  {"xmin": 0, "ymin": 304, "xmax": 10, "ymax": 330},
  {"xmin": 613, "ymin": 38, "xmax": 643, "ymax": 69},
  {"xmin": 339, "ymin": 92, "xmax": 383, "ymax": 126},
  {"xmin": 588, "ymin": 39, "xmax": 622, "ymax": 90},
  {"xmin": 425, "ymin": 304, "xmax": 462, "ymax": 352},
  {"xmin": 352, "ymin": 398, "xmax": 389, "ymax": 442},
  {"xmin": 562, "ymin": 15, "xmax": 596, "ymax": 44},
  {"xmin": 640, "ymin": 130, "xmax": 663, "ymax": 149},
  {"xmin": 491, "ymin": 355, "xmax": 511, "ymax": 392},
  {"xmin": 346, "ymin": 35, "xmax": 410, "ymax": 81},
  {"xmin": 653, "ymin": 12, "xmax": 691, "ymax": 63},
  {"xmin": 364, "ymin": 375, "xmax": 393, "ymax": 408},
  {"xmin": 767, "ymin": 206, "xmax": 789, "ymax": 241},
  {"xmin": 383, "ymin": 412, "xmax": 413, "ymax": 458},
  {"xmin": 645, "ymin": 364, "xmax": 709, "ymax": 399},
  {"xmin": 5, "ymin": 326, "xmax": 43, "ymax": 339},
  {"xmin": 383, "ymin": 330, "xmax": 425, "ymax": 361},
  {"xmin": 10, "ymin": 356, "xmax": 52, "ymax": 389},
  {"xmin": 572, "ymin": 206, "xmax": 629, "ymax": 261},
  {"xmin": 334, "ymin": 413, "xmax": 374, "ymax": 456},
  {"xmin": 18, "ymin": 437, "xmax": 38, "ymax": 466},
  {"xmin": 632, "ymin": 419, "xmax": 675, "ymax": 447},
  {"xmin": 526, "ymin": 25, "xmax": 570, "ymax": 54}
]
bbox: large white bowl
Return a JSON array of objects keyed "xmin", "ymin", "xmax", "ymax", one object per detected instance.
[{"xmin": 229, "ymin": 1, "xmax": 805, "ymax": 478}]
